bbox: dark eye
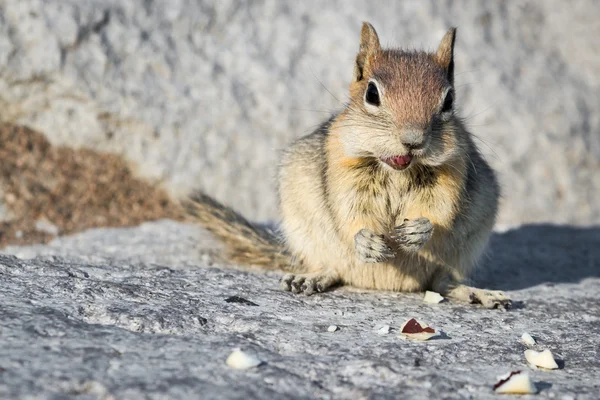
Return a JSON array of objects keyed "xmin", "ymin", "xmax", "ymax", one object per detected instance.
[
  {"xmin": 365, "ymin": 82, "xmax": 380, "ymax": 106},
  {"xmin": 441, "ymin": 91, "xmax": 453, "ymax": 113}
]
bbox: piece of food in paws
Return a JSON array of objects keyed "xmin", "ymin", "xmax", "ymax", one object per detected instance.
[
  {"xmin": 493, "ymin": 370, "xmax": 537, "ymax": 394},
  {"xmin": 524, "ymin": 349, "xmax": 559, "ymax": 370},
  {"xmin": 400, "ymin": 318, "xmax": 437, "ymax": 341}
]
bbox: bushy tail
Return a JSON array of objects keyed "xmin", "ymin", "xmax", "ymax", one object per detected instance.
[{"xmin": 181, "ymin": 192, "xmax": 294, "ymax": 271}]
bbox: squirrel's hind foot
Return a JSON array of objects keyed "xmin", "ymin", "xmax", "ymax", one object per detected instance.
[
  {"xmin": 280, "ymin": 270, "xmax": 340, "ymax": 295},
  {"xmin": 445, "ymin": 285, "xmax": 512, "ymax": 310}
]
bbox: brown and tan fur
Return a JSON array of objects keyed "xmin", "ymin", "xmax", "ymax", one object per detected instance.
[{"xmin": 183, "ymin": 23, "xmax": 510, "ymax": 309}]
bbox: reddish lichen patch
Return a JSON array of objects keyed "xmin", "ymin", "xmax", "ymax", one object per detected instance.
[{"xmin": 0, "ymin": 123, "xmax": 184, "ymax": 247}]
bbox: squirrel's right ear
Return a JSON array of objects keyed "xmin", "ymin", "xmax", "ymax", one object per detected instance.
[{"xmin": 354, "ymin": 22, "xmax": 380, "ymax": 81}]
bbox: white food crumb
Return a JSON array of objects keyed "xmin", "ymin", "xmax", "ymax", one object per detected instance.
[
  {"xmin": 423, "ymin": 291, "xmax": 445, "ymax": 304},
  {"xmin": 494, "ymin": 371, "xmax": 537, "ymax": 394},
  {"xmin": 226, "ymin": 349, "xmax": 262, "ymax": 370},
  {"xmin": 521, "ymin": 332, "xmax": 536, "ymax": 346},
  {"xmin": 399, "ymin": 318, "xmax": 437, "ymax": 341},
  {"xmin": 525, "ymin": 349, "xmax": 559, "ymax": 370},
  {"xmin": 327, "ymin": 325, "xmax": 339, "ymax": 332},
  {"xmin": 377, "ymin": 325, "xmax": 390, "ymax": 335}
]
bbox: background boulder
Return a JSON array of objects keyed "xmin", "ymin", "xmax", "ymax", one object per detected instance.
[{"xmin": 0, "ymin": 0, "xmax": 598, "ymax": 225}]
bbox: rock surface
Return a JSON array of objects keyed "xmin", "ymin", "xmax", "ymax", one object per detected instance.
[
  {"xmin": 0, "ymin": 1, "xmax": 599, "ymax": 224},
  {"xmin": 1, "ymin": 220, "xmax": 599, "ymax": 399}
]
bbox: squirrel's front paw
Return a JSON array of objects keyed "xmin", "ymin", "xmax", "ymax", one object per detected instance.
[
  {"xmin": 354, "ymin": 228, "xmax": 395, "ymax": 263},
  {"xmin": 391, "ymin": 217, "xmax": 433, "ymax": 252}
]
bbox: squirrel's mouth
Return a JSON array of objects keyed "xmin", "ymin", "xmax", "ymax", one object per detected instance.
[{"xmin": 380, "ymin": 154, "xmax": 412, "ymax": 170}]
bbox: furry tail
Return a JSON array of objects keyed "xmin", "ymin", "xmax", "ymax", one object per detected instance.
[{"xmin": 181, "ymin": 192, "xmax": 294, "ymax": 271}]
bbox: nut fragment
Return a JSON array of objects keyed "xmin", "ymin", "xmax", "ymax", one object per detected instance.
[
  {"xmin": 524, "ymin": 349, "xmax": 559, "ymax": 370},
  {"xmin": 400, "ymin": 318, "xmax": 437, "ymax": 341},
  {"xmin": 226, "ymin": 349, "xmax": 262, "ymax": 370},
  {"xmin": 493, "ymin": 370, "xmax": 537, "ymax": 394},
  {"xmin": 520, "ymin": 332, "xmax": 536, "ymax": 346},
  {"xmin": 423, "ymin": 291, "xmax": 445, "ymax": 304},
  {"xmin": 327, "ymin": 325, "xmax": 339, "ymax": 332}
]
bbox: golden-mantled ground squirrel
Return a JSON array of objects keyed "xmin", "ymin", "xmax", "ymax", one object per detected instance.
[{"xmin": 183, "ymin": 23, "xmax": 511, "ymax": 309}]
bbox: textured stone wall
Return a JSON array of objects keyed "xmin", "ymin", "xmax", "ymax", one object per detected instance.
[{"xmin": 0, "ymin": 0, "xmax": 598, "ymax": 224}]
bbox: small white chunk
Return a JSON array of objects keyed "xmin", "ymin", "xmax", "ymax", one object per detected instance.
[
  {"xmin": 521, "ymin": 332, "xmax": 536, "ymax": 346},
  {"xmin": 377, "ymin": 325, "xmax": 390, "ymax": 335},
  {"xmin": 226, "ymin": 349, "xmax": 262, "ymax": 370},
  {"xmin": 327, "ymin": 325, "xmax": 339, "ymax": 332},
  {"xmin": 494, "ymin": 371, "xmax": 537, "ymax": 394},
  {"xmin": 423, "ymin": 291, "xmax": 445, "ymax": 304},
  {"xmin": 525, "ymin": 349, "xmax": 559, "ymax": 370}
]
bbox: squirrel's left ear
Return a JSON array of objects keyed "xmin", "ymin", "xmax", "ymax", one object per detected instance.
[{"xmin": 436, "ymin": 28, "xmax": 457, "ymax": 85}]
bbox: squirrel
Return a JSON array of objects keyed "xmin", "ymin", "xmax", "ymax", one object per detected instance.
[{"xmin": 182, "ymin": 23, "xmax": 511, "ymax": 309}]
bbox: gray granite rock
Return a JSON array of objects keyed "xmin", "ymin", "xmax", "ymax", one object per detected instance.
[
  {"xmin": 1, "ymin": 220, "xmax": 599, "ymax": 399},
  {"xmin": 0, "ymin": 1, "xmax": 599, "ymax": 224}
]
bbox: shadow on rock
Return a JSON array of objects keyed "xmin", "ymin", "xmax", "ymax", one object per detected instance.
[{"xmin": 474, "ymin": 224, "xmax": 600, "ymax": 291}]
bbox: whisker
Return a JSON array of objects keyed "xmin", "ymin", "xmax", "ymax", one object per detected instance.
[
  {"xmin": 309, "ymin": 66, "xmax": 343, "ymax": 105},
  {"xmin": 290, "ymin": 107, "xmax": 335, "ymax": 114},
  {"xmin": 455, "ymin": 69, "xmax": 480, "ymax": 77},
  {"xmin": 469, "ymin": 133, "xmax": 500, "ymax": 161},
  {"xmin": 463, "ymin": 100, "xmax": 500, "ymax": 121}
]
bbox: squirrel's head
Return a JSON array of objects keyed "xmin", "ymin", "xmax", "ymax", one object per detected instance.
[{"xmin": 338, "ymin": 23, "xmax": 463, "ymax": 170}]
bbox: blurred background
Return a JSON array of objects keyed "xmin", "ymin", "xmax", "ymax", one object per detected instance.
[{"xmin": 0, "ymin": 0, "xmax": 599, "ymax": 246}]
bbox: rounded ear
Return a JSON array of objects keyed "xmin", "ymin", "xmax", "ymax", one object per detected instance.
[
  {"xmin": 436, "ymin": 28, "xmax": 457, "ymax": 84},
  {"xmin": 354, "ymin": 22, "xmax": 381, "ymax": 81}
]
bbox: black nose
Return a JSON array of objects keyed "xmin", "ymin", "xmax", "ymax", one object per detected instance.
[{"xmin": 401, "ymin": 130, "xmax": 424, "ymax": 149}]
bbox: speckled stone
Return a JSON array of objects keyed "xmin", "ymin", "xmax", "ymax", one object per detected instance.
[{"xmin": 1, "ymin": 220, "xmax": 599, "ymax": 398}]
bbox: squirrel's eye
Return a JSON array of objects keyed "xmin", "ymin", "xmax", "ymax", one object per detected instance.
[
  {"xmin": 365, "ymin": 82, "xmax": 380, "ymax": 106},
  {"xmin": 441, "ymin": 91, "xmax": 453, "ymax": 113}
]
